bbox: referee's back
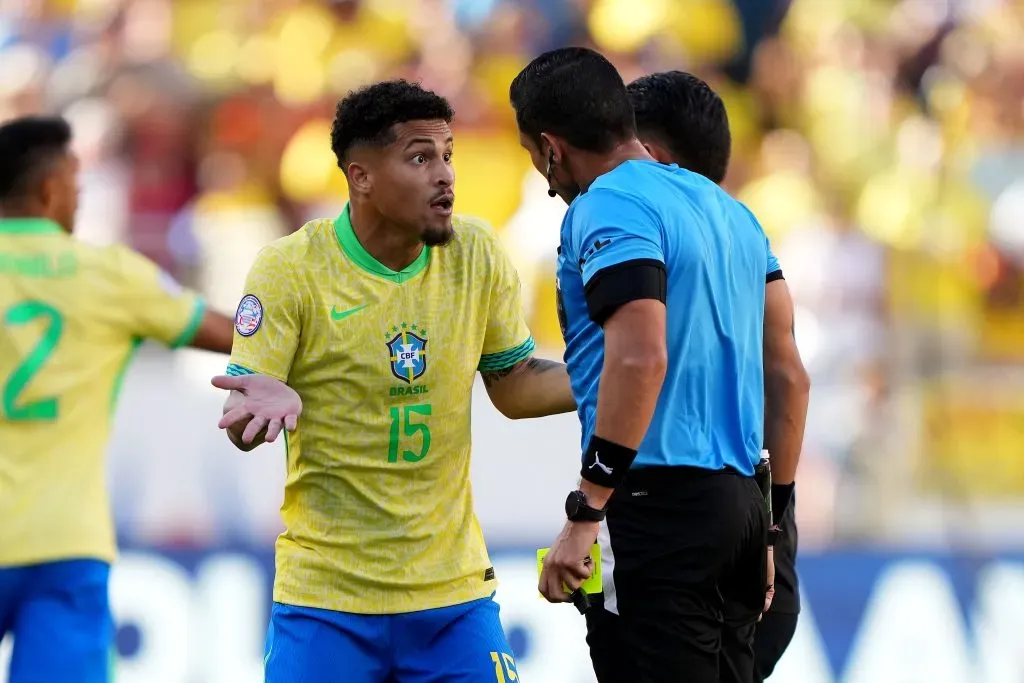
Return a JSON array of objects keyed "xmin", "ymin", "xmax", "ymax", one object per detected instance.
[{"xmin": 558, "ymin": 159, "xmax": 772, "ymax": 476}]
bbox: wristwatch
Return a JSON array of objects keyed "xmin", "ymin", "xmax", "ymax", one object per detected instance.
[
  {"xmin": 565, "ymin": 490, "xmax": 607, "ymax": 522},
  {"xmin": 767, "ymin": 525, "xmax": 782, "ymax": 547}
]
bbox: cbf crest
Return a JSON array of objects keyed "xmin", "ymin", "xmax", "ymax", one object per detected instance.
[{"xmin": 385, "ymin": 323, "xmax": 428, "ymax": 383}]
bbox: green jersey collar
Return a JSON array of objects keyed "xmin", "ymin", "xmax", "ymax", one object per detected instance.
[
  {"xmin": 334, "ymin": 204, "xmax": 430, "ymax": 283},
  {"xmin": 0, "ymin": 217, "xmax": 63, "ymax": 234}
]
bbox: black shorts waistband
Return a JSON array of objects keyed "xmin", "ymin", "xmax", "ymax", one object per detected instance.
[{"xmin": 623, "ymin": 465, "xmax": 751, "ymax": 492}]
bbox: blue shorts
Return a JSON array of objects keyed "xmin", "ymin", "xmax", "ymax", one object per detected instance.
[
  {"xmin": 0, "ymin": 559, "xmax": 113, "ymax": 683},
  {"xmin": 265, "ymin": 594, "xmax": 518, "ymax": 683}
]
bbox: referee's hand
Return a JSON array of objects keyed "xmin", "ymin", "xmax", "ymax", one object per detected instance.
[
  {"xmin": 762, "ymin": 545, "xmax": 776, "ymax": 619},
  {"xmin": 539, "ymin": 520, "xmax": 598, "ymax": 603}
]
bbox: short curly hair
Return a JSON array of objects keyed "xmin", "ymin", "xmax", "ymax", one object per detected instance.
[
  {"xmin": 330, "ymin": 80, "xmax": 454, "ymax": 169},
  {"xmin": 627, "ymin": 71, "xmax": 731, "ymax": 185},
  {"xmin": 0, "ymin": 116, "xmax": 72, "ymax": 200}
]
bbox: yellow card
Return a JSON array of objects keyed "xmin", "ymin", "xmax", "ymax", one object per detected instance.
[{"xmin": 536, "ymin": 543, "xmax": 603, "ymax": 596}]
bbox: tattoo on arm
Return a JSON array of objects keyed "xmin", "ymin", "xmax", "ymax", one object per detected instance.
[{"xmin": 480, "ymin": 356, "xmax": 563, "ymax": 388}]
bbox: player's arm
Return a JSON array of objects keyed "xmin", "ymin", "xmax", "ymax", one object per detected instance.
[
  {"xmin": 480, "ymin": 356, "xmax": 575, "ymax": 419},
  {"xmin": 575, "ymin": 191, "xmax": 668, "ymax": 509},
  {"xmin": 763, "ymin": 267, "xmax": 810, "ymax": 519},
  {"xmin": 111, "ymin": 246, "xmax": 234, "ymax": 353},
  {"xmin": 186, "ymin": 311, "xmax": 235, "ymax": 353},
  {"xmin": 216, "ymin": 245, "xmax": 303, "ymax": 452},
  {"xmin": 477, "ymin": 228, "xmax": 576, "ymax": 418}
]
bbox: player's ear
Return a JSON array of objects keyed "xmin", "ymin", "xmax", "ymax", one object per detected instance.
[
  {"xmin": 346, "ymin": 160, "xmax": 372, "ymax": 195},
  {"xmin": 38, "ymin": 170, "xmax": 58, "ymax": 211},
  {"xmin": 641, "ymin": 140, "xmax": 675, "ymax": 166}
]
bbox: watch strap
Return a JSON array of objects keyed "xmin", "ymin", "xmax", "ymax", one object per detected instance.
[{"xmin": 566, "ymin": 490, "xmax": 607, "ymax": 522}]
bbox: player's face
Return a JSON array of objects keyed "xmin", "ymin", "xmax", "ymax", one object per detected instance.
[
  {"xmin": 517, "ymin": 131, "xmax": 581, "ymax": 205},
  {"xmin": 373, "ymin": 120, "xmax": 455, "ymax": 247},
  {"xmin": 44, "ymin": 151, "xmax": 79, "ymax": 233}
]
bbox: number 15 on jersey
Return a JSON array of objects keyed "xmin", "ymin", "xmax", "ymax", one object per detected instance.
[{"xmin": 388, "ymin": 403, "xmax": 431, "ymax": 463}]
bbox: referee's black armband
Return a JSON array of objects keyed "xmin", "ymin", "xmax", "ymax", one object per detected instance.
[
  {"xmin": 584, "ymin": 259, "xmax": 666, "ymax": 325},
  {"xmin": 767, "ymin": 269, "xmax": 785, "ymax": 283},
  {"xmin": 581, "ymin": 436, "xmax": 638, "ymax": 488}
]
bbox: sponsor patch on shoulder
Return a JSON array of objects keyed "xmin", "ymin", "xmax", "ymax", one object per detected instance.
[{"xmin": 235, "ymin": 294, "xmax": 263, "ymax": 337}]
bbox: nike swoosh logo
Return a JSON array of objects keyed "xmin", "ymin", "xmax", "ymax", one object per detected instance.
[{"xmin": 331, "ymin": 305, "xmax": 369, "ymax": 321}]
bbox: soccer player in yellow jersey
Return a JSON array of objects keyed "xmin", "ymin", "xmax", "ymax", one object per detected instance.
[
  {"xmin": 0, "ymin": 116, "xmax": 235, "ymax": 683},
  {"xmin": 211, "ymin": 80, "xmax": 577, "ymax": 683}
]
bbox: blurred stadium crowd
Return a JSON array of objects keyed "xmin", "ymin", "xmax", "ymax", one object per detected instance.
[{"xmin": 3, "ymin": 0, "xmax": 1024, "ymax": 549}]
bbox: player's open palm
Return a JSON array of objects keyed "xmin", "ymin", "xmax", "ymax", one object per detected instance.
[{"xmin": 211, "ymin": 374, "xmax": 302, "ymax": 446}]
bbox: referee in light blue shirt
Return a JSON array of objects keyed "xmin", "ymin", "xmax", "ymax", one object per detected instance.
[{"xmin": 511, "ymin": 48, "xmax": 776, "ymax": 683}]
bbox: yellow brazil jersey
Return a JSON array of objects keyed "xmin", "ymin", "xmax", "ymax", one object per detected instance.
[
  {"xmin": 227, "ymin": 206, "xmax": 534, "ymax": 614},
  {"xmin": 0, "ymin": 218, "xmax": 206, "ymax": 566}
]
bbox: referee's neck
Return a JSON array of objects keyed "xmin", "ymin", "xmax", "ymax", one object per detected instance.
[{"xmin": 571, "ymin": 139, "xmax": 652, "ymax": 193}]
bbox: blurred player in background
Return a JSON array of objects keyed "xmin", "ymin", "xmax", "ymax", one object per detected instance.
[
  {"xmin": 0, "ymin": 116, "xmax": 235, "ymax": 683},
  {"xmin": 211, "ymin": 80, "xmax": 576, "ymax": 683},
  {"xmin": 627, "ymin": 71, "xmax": 811, "ymax": 681}
]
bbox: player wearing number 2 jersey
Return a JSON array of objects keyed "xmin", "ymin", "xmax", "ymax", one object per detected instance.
[
  {"xmin": 0, "ymin": 117, "xmax": 234, "ymax": 683},
  {"xmin": 215, "ymin": 80, "xmax": 576, "ymax": 683}
]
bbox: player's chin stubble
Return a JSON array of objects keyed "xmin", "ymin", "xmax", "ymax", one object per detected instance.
[{"xmin": 422, "ymin": 225, "xmax": 454, "ymax": 247}]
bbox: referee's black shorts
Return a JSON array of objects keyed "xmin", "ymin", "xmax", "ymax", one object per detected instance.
[
  {"xmin": 753, "ymin": 501, "xmax": 800, "ymax": 681},
  {"xmin": 584, "ymin": 465, "xmax": 769, "ymax": 683}
]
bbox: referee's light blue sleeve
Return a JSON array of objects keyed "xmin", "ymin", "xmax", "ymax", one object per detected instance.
[
  {"xmin": 767, "ymin": 238, "xmax": 781, "ymax": 275},
  {"xmin": 736, "ymin": 199, "xmax": 782, "ymax": 277},
  {"xmin": 571, "ymin": 189, "xmax": 665, "ymax": 286}
]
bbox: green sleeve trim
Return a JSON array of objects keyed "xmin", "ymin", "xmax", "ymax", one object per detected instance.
[
  {"xmin": 110, "ymin": 337, "xmax": 144, "ymax": 413},
  {"xmin": 478, "ymin": 336, "xmax": 536, "ymax": 372},
  {"xmin": 169, "ymin": 297, "xmax": 207, "ymax": 349},
  {"xmin": 226, "ymin": 363, "xmax": 255, "ymax": 376}
]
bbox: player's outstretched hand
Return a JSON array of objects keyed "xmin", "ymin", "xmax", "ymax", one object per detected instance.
[
  {"xmin": 539, "ymin": 520, "xmax": 598, "ymax": 603},
  {"xmin": 211, "ymin": 374, "xmax": 302, "ymax": 445}
]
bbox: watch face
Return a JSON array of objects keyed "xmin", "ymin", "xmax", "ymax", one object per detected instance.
[{"xmin": 565, "ymin": 491, "xmax": 582, "ymax": 518}]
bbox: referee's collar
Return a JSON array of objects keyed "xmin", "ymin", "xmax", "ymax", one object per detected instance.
[{"xmin": 0, "ymin": 217, "xmax": 63, "ymax": 234}]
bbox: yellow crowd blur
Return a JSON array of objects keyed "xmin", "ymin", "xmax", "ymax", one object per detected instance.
[{"xmin": 10, "ymin": 0, "xmax": 1024, "ymax": 504}]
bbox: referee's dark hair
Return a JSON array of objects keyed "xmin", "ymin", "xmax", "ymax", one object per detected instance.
[
  {"xmin": 627, "ymin": 71, "xmax": 731, "ymax": 185},
  {"xmin": 330, "ymin": 80, "xmax": 454, "ymax": 169},
  {"xmin": 509, "ymin": 47, "xmax": 637, "ymax": 153},
  {"xmin": 0, "ymin": 116, "xmax": 73, "ymax": 202}
]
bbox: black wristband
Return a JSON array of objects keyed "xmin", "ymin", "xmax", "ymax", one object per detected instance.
[
  {"xmin": 771, "ymin": 483, "xmax": 794, "ymax": 522},
  {"xmin": 581, "ymin": 436, "xmax": 638, "ymax": 488}
]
